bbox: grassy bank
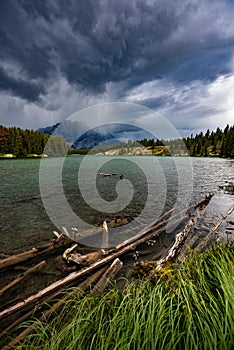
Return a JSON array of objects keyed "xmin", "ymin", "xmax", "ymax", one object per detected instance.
[{"xmin": 15, "ymin": 244, "xmax": 234, "ymax": 349}]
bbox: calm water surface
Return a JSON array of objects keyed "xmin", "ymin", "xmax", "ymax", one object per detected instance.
[{"xmin": 0, "ymin": 156, "xmax": 233, "ymax": 252}]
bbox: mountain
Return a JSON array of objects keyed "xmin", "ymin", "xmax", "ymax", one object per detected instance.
[
  {"xmin": 71, "ymin": 129, "xmax": 115, "ymax": 149},
  {"xmin": 38, "ymin": 122, "xmax": 154, "ymax": 149},
  {"xmin": 38, "ymin": 123, "xmax": 61, "ymax": 135}
]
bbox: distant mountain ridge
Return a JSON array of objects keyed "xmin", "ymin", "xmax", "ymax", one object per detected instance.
[
  {"xmin": 38, "ymin": 122, "xmax": 234, "ymax": 158},
  {"xmin": 38, "ymin": 122, "xmax": 154, "ymax": 149},
  {"xmin": 38, "ymin": 123, "xmax": 61, "ymax": 135}
]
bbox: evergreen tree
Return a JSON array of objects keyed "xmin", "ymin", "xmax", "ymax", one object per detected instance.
[{"xmin": 0, "ymin": 125, "xmax": 68, "ymax": 157}]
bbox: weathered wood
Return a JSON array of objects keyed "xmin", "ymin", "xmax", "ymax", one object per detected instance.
[
  {"xmin": 0, "ymin": 212, "xmax": 189, "ymax": 321},
  {"xmin": 0, "ymin": 286, "xmax": 71, "ymax": 340},
  {"xmin": 196, "ymin": 205, "xmax": 234, "ymax": 250},
  {"xmin": 92, "ymin": 258, "xmax": 123, "ymax": 294},
  {"xmin": 0, "ymin": 236, "xmax": 72, "ymax": 270},
  {"xmin": 112, "ymin": 204, "xmax": 196, "ymax": 253},
  {"xmin": 211, "ymin": 206, "xmax": 234, "ymax": 233},
  {"xmin": 68, "ymin": 250, "xmax": 105, "ymax": 266},
  {"xmin": 114, "ymin": 208, "xmax": 175, "ymax": 251},
  {"xmin": 195, "ymin": 193, "xmax": 214, "ymax": 210},
  {"xmin": 134, "ymin": 197, "xmax": 214, "ymax": 277},
  {"xmin": 0, "ymin": 195, "xmax": 216, "ymax": 348},
  {"xmin": 64, "ymin": 225, "xmax": 104, "ymax": 240},
  {"xmin": 158, "ymin": 195, "xmax": 215, "ymax": 265},
  {"xmin": 2, "ymin": 267, "xmax": 107, "ymax": 350},
  {"xmin": 156, "ymin": 218, "xmax": 195, "ymax": 269},
  {"xmin": 0, "ymin": 261, "xmax": 46, "ymax": 298}
]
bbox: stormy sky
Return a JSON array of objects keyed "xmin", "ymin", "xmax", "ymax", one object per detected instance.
[{"xmin": 0, "ymin": 0, "xmax": 234, "ymax": 136}]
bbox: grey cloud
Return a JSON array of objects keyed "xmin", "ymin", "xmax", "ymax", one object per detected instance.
[
  {"xmin": 1, "ymin": 0, "xmax": 234, "ymax": 102},
  {"xmin": 0, "ymin": 0, "xmax": 234, "ymax": 134},
  {"xmin": 0, "ymin": 66, "xmax": 45, "ymax": 102}
]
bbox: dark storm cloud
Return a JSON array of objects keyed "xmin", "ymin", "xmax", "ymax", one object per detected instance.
[
  {"xmin": 0, "ymin": 0, "xmax": 234, "ymax": 133},
  {"xmin": 0, "ymin": 66, "xmax": 44, "ymax": 102},
  {"xmin": 1, "ymin": 0, "xmax": 234, "ymax": 104}
]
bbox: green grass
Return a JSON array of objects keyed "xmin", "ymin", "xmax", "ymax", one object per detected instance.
[{"xmin": 14, "ymin": 244, "xmax": 234, "ymax": 350}]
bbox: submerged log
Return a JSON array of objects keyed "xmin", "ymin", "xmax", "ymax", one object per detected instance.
[
  {"xmin": 0, "ymin": 235, "xmax": 72, "ymax": 270},
  {"xmin": 113, "ymin": 208, "xmax": 175, "ymax": 251},
  {"xmin": 0, "ymin": 278, "xmax": 80, "ymax": 341},
  {"xmin": 211, "ymin": 206, "xmax": 234, "ymax": 233},
  {"xmin": 157, "ymin": 194, "xmax": 214, "ymax": 267},
  {"xmin": 0, "ymin": 211, "xmax": 189, "ymax": 321},
  {"xmin": 112, "ymin": 203, "xmax": 196, "ymax": 254},
  {"xmin": 195, "ymin": 193, "xmax": 214, "ymax": 210},
  {"xmin": 197, "ymin": 205, "xmax": 234, "ymax": 250},
  {"xmin": 0, "ymin": 199, "xmax": 209, "ymax": 328},
  {"xmin": 0, "ymin": 261, "xmax": 46, "ymax": 298},
  {"xmin": 2, "ymin": 267, "xmax": 107, "ymax": 350},
  {"xmin": 135, "ymin": 195, "xmax": 214, "ymax": 276}
]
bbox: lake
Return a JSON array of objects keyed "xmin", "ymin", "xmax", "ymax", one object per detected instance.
[{"xmin": 0, "ymin": 156, "xmax": 233, "ymax": 253}]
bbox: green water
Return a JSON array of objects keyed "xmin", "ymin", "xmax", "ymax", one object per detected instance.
[{"xmin": 0, "ymin": 156, "xmax": 233, "ymax": 252}]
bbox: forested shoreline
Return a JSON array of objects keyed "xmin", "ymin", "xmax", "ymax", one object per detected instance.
[
  {"xmin": 0, "ymin": 125, "xmax": 68, "ymax": 157},
  {"xmin": 70, "ymin": 123, "xmax": 234, "ymax": 158},
  {"xmin": 139, "ymin": 124, "xmax": 234, "ymax": 158},
  {"xmin": 0, "ymin": 123, "xmax": 233, "ymax": 158}
]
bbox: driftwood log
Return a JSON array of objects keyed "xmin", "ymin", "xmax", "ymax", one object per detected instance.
[
  {"xmin": 211, "ymin": 206, "xmax": 234, "ymax": 233},
  {"xmin": 134, "ymin": 194, "xmax": 220, "ymax": 278},
  {"xmin": 156, "ymin": 218, "xmax": 195, "ymax": 269},
  {"xmin": 0, "ymin": 236, "xmax": 72, "ymax": 270},
  {"xmin": 0, "ymin": 207, "xmax": 188, "ymax": 322},
  {"xmin": 197, "ymin": 205, "xmax": 234, "ymax": 250},
  {"xmin": 2, "ymin": 266, "xmax": 108, "ymax": 350},
  {"xmin": 92, "ymin": 258, "xmax": 123, "ymax": 294},
  {"xmin": 156, "ymin": 193, "xmax": 214, "ymax": 268},
  {"xmin": 3, "ymin": 261, "xmax": 123, "ymax": 350},
  {"xmin": 1, "ymin": 197, "xmax": 217, "ymax": 348},
  {"xmin": 0, "ymin": 261, "xmax": 46, "ymax": 298}
]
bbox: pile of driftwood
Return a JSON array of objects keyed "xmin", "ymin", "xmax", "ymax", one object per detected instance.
[
  {"xmin": 1, "ymin": 193, "xmax": 233, "ymax": 349},
  {"xmin": 134, "ymin": 198, "xmax": 234, "ymax": 280}
]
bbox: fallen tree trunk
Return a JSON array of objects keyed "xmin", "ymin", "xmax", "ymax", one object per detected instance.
[
  {"xmin": 2, "ymin": 266, "xmax": 107, "ymax": 350},
  {"xmin": 134, "ymin": 195, "xmax": 214, "ymax": 277},
  {"xmin": 0, "ymin": 236, "xmax": 72, "ymax": 270},
  {"xmin": 113, "ymin": 208, "xmax": 175, "ymax": 251},
  {"xmin": 0, "ymin": 197, "xmax": 216, "ymax": 347},
  {"xmin": 92, "ymin": 258, "xmax": 123, "ymax": 294},
  {"xmin": 156, "ymin": 195, "xmax": 214, "ymax": 267},
  {"xmin": 112, "ymin": 204, "xmax": 196, "ymax": 253},
  {"xmin": 0, "ymin": 212, "xmax": 188, "ymax": 321},
  {"xmin": 156, "ymin": 218, "xmax": 195, "ymax": 269},
  {"xmin": 196, "ymin": 205, "xmax": 234, "ymax": 250},
  {"xmin": 0, "ymin": 274, "xmax": 89, "ymax": 340},
  {"xmin": 211, "ymin": 206, "xmax": 234, "ymax": 233},
  {"xmin": 0, "ymin": 261, "xmax": 46, "ymax": 298}
]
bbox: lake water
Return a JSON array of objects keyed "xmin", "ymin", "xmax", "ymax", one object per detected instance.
[{"xmin": 0, "ymin": 156, "xmax": 233, "ymax": 253}]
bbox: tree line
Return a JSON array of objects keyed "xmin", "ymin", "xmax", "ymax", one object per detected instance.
[
  {"xmin": 184, "ymin": 124, "xmax": 233, "ymax": 158},
  {"xmin": 0, "ymin": 125, "xmax": 69, "ymax": 157},
  {"xmin": 138, "ymin": 124, "xmax": 234, "ymax": 158},
  {"xmin": 0, "ymin": 123, "xmax": 233, "ymax": 158}
]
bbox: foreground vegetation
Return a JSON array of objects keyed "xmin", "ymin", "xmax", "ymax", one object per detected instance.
[{"xmin": 15, "ymin": 243, "xmax": 234, "ymax": 349}]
